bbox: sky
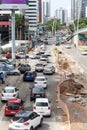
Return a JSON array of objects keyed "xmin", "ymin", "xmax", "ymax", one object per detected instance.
[{"xmin": 50, "ymin": 0, "xmax": 71, "ymax": 17}]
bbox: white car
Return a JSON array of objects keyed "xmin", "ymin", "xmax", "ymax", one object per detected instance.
[
  {"xmin": 1, "ymin": 86, "xmax": 19, "ymax": 102},
  {"xmin": 34, "ymin": 76, "xmax": 47, "ymax": 89},
  {"xmin": 81, "ymin": 50, "xmax": 87, "ymax": 55},
  {"xmin": 9, "ymin": 110, "xmax": 43, "ymax": 130},
  {"xmin": 40, "ymin": 57, "xmax": 48, "ymax": 62},
  {"xmin": 17, "ymin": 52, "xmax": 29, "ymax": 59},
  {"xmin": 33, "ymin": 98, "xmax": 51, "ymax": 117},
  {"xmin": 65, "ymin": 44, "xmax": 71, "ymax": 49}
]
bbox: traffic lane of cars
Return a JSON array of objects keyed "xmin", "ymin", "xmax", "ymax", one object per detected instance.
[
  {"xmin": 0, "ymin": 76, "xmax": 59, "ymax": 130},
  {"xmin": 0, "ymin": 66, "xmax": 60, "ymax": 129},
  {"xmin": 0, "ymin": 44, "xmax": 62, "ymax": 130}
]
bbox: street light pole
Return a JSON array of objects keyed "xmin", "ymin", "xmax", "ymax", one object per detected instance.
[
  {"xmin": 11, "ymin": 9, "xmax": 15, "ymax": 64},
  {"xmin": 0, "ymin": 34, "xmax": 1, "ymax": 58}
]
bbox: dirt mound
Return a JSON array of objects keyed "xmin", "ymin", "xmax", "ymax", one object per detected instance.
[{"xmin": 59, "ymin": 79, "xmax": 84, "ymax": 95}]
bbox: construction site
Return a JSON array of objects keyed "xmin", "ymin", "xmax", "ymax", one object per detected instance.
[{"xmin": 53, "ymin": 46, "xmax": 87, "ymax": 130}]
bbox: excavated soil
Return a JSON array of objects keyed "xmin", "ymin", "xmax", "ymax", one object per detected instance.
[{"xmin": 59, "ymin": 79, "xmax": 84, "ymax": 95}]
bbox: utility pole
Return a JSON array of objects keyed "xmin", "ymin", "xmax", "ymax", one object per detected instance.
[
  {"xmin": 11, "ymin": 10, "xmax": 15, "ymax": 64},
  {"xmin": 0, "ymin": 34, "xmax": 1, "ymax": 59}
]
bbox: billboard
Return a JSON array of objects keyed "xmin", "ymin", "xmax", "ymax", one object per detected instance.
[{"xmin": 0, "ymin": 0, "xmax": 28, "ymax": 9}]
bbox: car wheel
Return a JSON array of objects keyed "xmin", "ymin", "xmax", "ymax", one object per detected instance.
[
  {"xmin": 30, "ymin": 97, "xmax": 32, "ymax": 101},
  {"xmin": 30, "ymin": 126, "xmax": 33, "ymax": 130},
  {"xmin": 39, "ymin": 118, "xmax": 43, "ymax": 127},
  {"xmin": 17, "ymin": 94, "xmax": 19, "ymax": 98}
]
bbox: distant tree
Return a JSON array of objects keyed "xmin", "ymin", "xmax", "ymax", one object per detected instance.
[
  {"xmin": 74, "ymin": 17, "xmax": 87, "ymax": 30},
  {"xmin": 46, "ymin": 19, "xmax": 61, "ymax": 31}
]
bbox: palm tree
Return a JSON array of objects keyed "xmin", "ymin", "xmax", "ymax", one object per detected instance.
[{"xmin": 15, "ymin": 14, "xmax": 24, "ymax": 40}]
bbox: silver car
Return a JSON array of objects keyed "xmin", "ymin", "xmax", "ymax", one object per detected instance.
[
  {"xmin": 35, "ymin": 63, "xmax": 44, "ymax": 72},
  {"xmin": 43, "ymin": 65, "xmax": 55, "ymax": 75},
  {"xmin": 2, "ymin": 66, "xmax": 20, "ymax": 75}
]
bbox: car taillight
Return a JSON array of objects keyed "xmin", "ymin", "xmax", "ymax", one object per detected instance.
[
  {"xmin": 42, "ymin": 93, "xmax": 45, "ymax": 97},
  {"xmin": 13, "ymin": 94, "xmax": 16, "ymax": 97},
  {"xmin": 5, "ymin": 106, "xmax": 8, "ymax": 110},
  {"xmin": 31, "ymin": 93, "xmax": 34, "ymax": 96},
  {"xmin": 24, "ymin": 122, "xmax": 29, "ymax": 126},
  {"xmin": 1, "ymin": 93, "xmax": 4, "ymax": 96},
  {"xmin": 34, "ymin": 82, "xmax": 37, "ymax": 84},
  {"xmin": 10, "ymin": 119, "xmax": 13, "ymax": 124},
  {"xmin": 19, "ymin": 106, "xmax": 22, "ymax": 109},
  {"xmin": 48, "ymin": 106, "xmax": 50, "ymax": 110},
  {"xmin": 33, "ymin": 106, "xmax": 36, "ymax": 109}
]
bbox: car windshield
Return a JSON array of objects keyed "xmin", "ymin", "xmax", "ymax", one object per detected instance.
[
  {"xmin": 36, "ymin": 102, "xmax": 48, "ymax": 106},
  {"xmin": 4, "ymin": 89, "xmax": 14, "ymax": 93}
]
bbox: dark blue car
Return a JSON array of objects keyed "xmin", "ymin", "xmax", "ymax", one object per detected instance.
[{"xmin": 23, "ymin": 71, "xmax": 37, "ymax": 82}]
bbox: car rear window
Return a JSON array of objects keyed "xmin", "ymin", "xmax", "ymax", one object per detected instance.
[
  {"xmin": 4, "ymin": 89, "xmax": 14, "ymax": 93},
  {"xmin": 7, "ymin": 103, "xmax": 20, "ymax": 110},
  {"xmin": 36, "ymin": 102, "xmax": 48, "ymax": 106},
  {"xmin": 13, "ymin": 116, "xmax": 28, "ymax": 123},
  {"xmin": 36, "ymin": 64, "xmax": 43, "ymax": 67},
  {"xmin": 32, "ymin": 88, "xmax": 44, "ymax": 93}
]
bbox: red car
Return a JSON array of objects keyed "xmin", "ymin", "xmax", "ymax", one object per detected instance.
[
  {"xmin": 4, "ymin": 98, "xmax": 24, "ymax": 116},
  {"xmin": 6, "ymin": 53, "xmax": 21, "ymax": 59}
]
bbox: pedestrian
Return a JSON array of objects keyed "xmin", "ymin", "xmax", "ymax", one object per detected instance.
[{"xmin": 0, "ymin": 72, "xmax": 5, "ymax": 84}]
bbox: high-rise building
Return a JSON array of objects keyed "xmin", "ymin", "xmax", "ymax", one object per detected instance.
[
  {"xmin": 55, "ymin": 8, "xmax": 68, "ymax": 24},
  {"xmin": 42, "ymin": 0, "xmax": 50, "ymax": 24},
  {"xmin": 38, "ymin": 0, "xmax": 42, "ymax": 23},
  {"xmin": 75, "ymin": 0, "xmax": 87, "ymax": 19},
  {"xmin": 25, "ymin": 0, "xmax": 38, "ymax": 33},
  {"xmin": 81, "ymin": 0, "xmax": 87, "ymax": 17},
  {"xmin": 71, "ymin": 0, "xmax": 75, "ymax": 20}
]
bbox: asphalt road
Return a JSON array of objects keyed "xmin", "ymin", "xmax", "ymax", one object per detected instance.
[
  {"xmin": 62, "ymin": 44, "xmax": 87, "ymax": 72},
  {"xmin": 0, "ymin": 44, "xmax": 67, "ymax": 130}
]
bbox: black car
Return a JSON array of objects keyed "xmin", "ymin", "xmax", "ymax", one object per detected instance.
[
  {"xmin": 18, "ymin": 64, "xmax": 31, "ymax": 73},
  {"xmin": 30, "ymin": 87, "xmax": 45, "ymax": 101}
]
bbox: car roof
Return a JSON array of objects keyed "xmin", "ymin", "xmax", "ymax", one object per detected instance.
[
  {"xmin": 35, "ymin": 76, "xmax": 45, "ymax": 79},
  {"xmin": 4, "ymin": 86, "xmax": 16, "ymax": 89},
  {"xmin": 15, "ymin": 110, "xmax": 32, "ymax": 117},
  {"xmin": 8, "ymin": 98, "xmax": 21, "ymax": 103},
  {"xmin": 25, "ymin": 70, "xmax": 35, "ymax": 73},
  {"xmin": 35, "ymin": 98, "xmax": 48, "ymax": 102}
]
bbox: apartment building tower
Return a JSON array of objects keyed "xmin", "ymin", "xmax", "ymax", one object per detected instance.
[
  {"xmin": 55, "ymin": 8, "xmax": 68, "ymax": 24},
  {"xmin": 25, "ymin": 0, "xmax": 38, "ymax": 33}
]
